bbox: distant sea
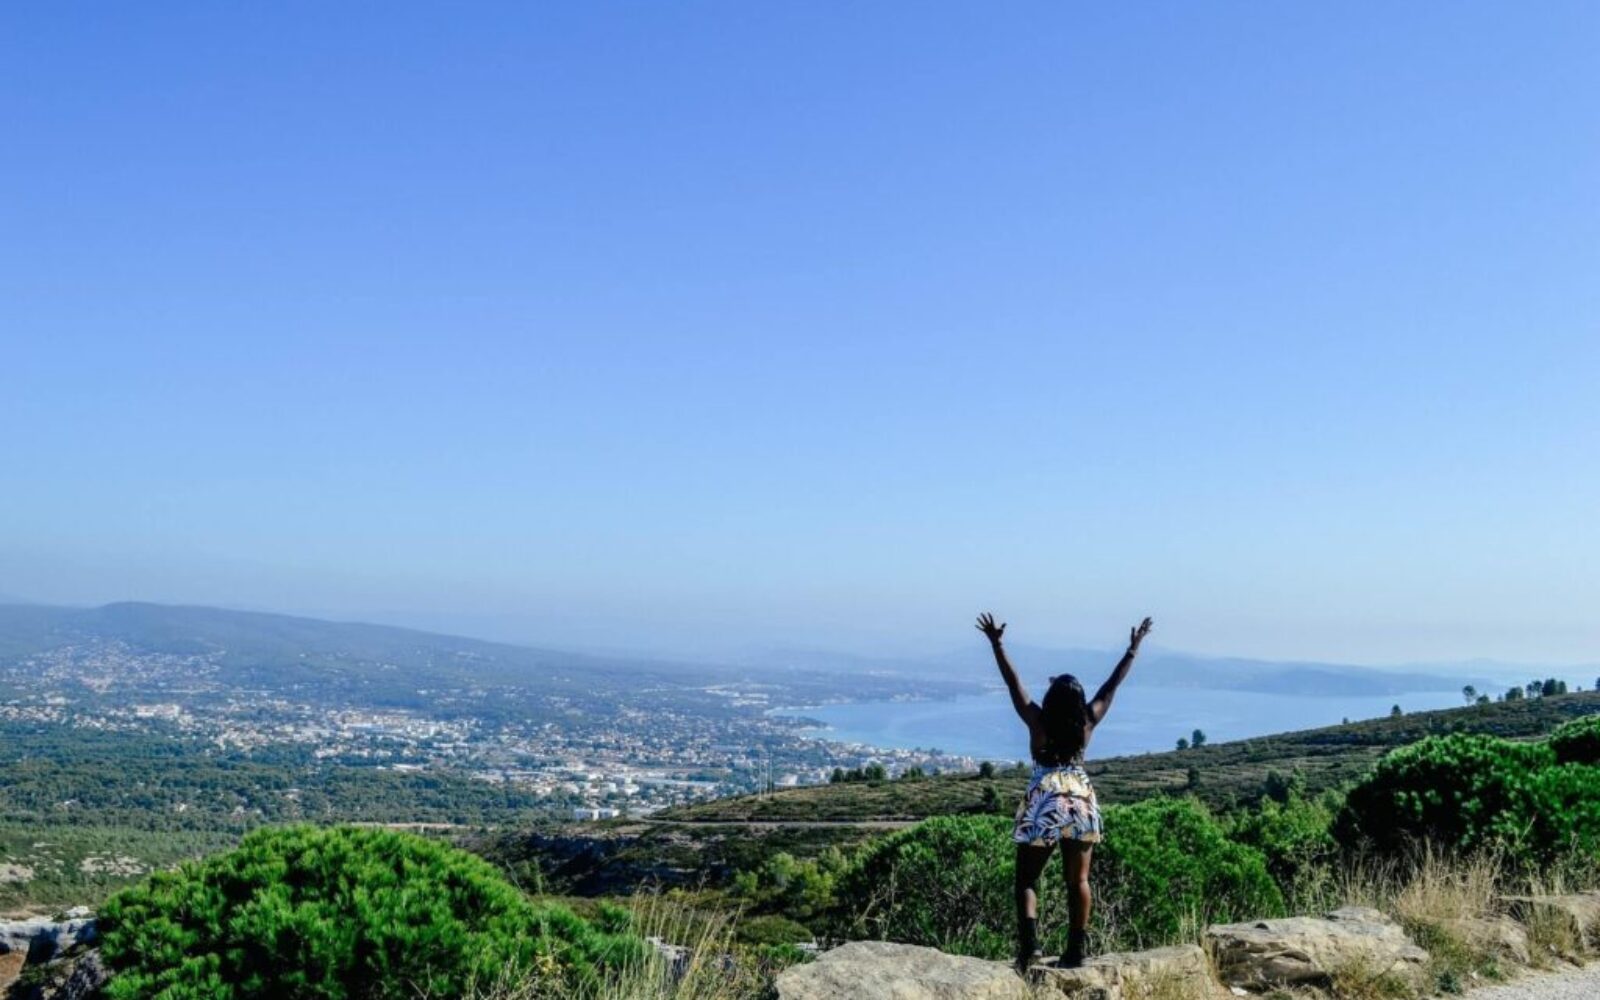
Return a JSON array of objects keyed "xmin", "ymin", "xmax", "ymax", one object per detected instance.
[{"xmin": 774, "ymin": 686, "xmax": 1470, "ymax": 761}]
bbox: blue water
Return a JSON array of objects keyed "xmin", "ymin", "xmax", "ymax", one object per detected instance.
[{"xmin": 778, "ymin": 686, "xmax": 1470, "ymax": 761}]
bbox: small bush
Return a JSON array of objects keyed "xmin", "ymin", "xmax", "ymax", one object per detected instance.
[
  {"xmin": 1094, "ymin": 797, "xmax": 1284, "ymax": 948},
  {"xmin": 831, "ymin": 815, "xmax": 1014, "ymax": 958},
  {"xmin": 1337, "ymin": 731, "xmax": 1600, "ymax": 867},
  {"xmin": 1228, "ymin": 793, "xmax": 1338, "ymax": 910},
  {"xmin": 831, "ymin": 799, "xmax": 1282, "ymax": 957},
  {"xmin": 730, "ymin": 849, "xmax": 844, "ymax": 922},
  {"xmin": 735, "ymin": 914, "xmax": 814, "ymax": 947},
  {"xmin": 1522, "ymin": 763, "xmax": 1600, "ymax": 859},
  {"xmin": 99, "ymin": 825, "xmax": 643, "ymax": 1000},
  {"xmin": 1334, "ymin": 734, "xmax": 1555, "ymax": 859},
  {"xmin": 1549, "ymin": 714, "xmax": 1600, "ymax": 765}
]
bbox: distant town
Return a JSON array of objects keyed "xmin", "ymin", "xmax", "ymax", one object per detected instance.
[{"xmin": 2, "ymin": 637, "xmax": 979, "ymax": 820}]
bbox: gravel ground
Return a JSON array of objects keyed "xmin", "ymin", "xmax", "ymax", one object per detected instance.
[{"xmin": 1465, "ymin": 964, "xmax": 1600, "ymax": 1000}]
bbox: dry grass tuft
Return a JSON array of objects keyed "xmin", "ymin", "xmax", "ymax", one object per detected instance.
[
  {"xmin": 1388, "ymin": 848, "xmax": 1507, "ymax": 991},
  {"xmin": 1512, "ymin": 874, "xmax": 1588, "ymax": 967},
  {"xmin": 1126, "ymin": 966, "xmax": 1205, "ymax": 1000},
  {"xmin": 1391, "ymin": 848, "xmax": 1499, "ymax": 928},
  {"xmin": 465, "ymin": 894, "xmax": 780, "ymax": 1000},
  {"xmin": 1325, "ymin": 956, "xmax": 1420, "ymax": 1000}
]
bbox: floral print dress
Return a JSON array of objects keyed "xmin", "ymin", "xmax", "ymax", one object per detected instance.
[{"xmin": 1012, "ymin": 763, "xmax": 1103, "ymax": 846}]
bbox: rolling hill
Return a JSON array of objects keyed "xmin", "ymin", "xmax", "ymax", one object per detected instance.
[{"xmin": 661, "ymin": 688, "xmax": 1600, "ymax": 822}]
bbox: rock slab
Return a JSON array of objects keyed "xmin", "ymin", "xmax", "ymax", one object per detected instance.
[
  {"xmin": 775, "ymin": 940, "xmax": 1029, "ymax": 1000},
  {"xmin": 0, "ymin": 916, "xmax": 98, "ymax": 961},
  {"xmin": 1033, "ymin": 943, "xmax": 1225, "ymax": 999},
  {"xmin": 0, "ymin": 916, "xmax": 99, "ymax": 994},
  {"xmin": 1206, "ymin": 905, "xmax": 1429, "ymax": 991}
]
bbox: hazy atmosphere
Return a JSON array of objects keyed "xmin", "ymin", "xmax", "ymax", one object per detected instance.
[
  {"xmin": 5, "ymin": 8, "xmax": 1600, "ymax": 999},
  {"xmin": 6, "ymin": 2, "xmax": 1597, "ymax": 665}
]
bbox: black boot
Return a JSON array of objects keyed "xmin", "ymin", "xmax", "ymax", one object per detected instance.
[
  {"xmin": 1015, "ymin": 917, "xmax": 1042, "ymax": 974},
  {"xmin": 1061, "ymin": 928, "xmax": 1088, "ymax": 969}
]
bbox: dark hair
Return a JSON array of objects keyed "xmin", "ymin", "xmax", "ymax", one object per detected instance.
[{"xmin": 1038, "ymin": 674, "xmax": 1089, "ymax": 765}]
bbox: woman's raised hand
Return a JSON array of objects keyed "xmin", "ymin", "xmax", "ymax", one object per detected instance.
[
  {"xmin": 975, "ymin": 612, "xmax": 1007, "ymax": 643},
  {"xmin": 1129, "ymin": 617, "xmax": 1154, "ymax": 649}
]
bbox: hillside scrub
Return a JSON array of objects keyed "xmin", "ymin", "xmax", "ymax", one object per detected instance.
[
  {"xmin": 98, "ymin": 825, "xmax": 645, "ymax": 1000},
  {"xmin": 1226, "ymin": 790, "xmax": 1340, "ymax": 912},
  {"xmin": 661, "ymin": 692, "xmax": 1600, "ymax": 825},
  {"xmin": 1549, "ymin": 714, "xmax": 1600, "ymax": 765},
  {"xmin": 830, "ymin": 798, "xmax": 1283, "ymax": 959},
  {"xmin": 1336, "ymin": 730, "xmax": 1600, "ymax": 864},
  {"xmin": 1091, "ymin": 797, "xmax": 1285, "ymax": 949}
]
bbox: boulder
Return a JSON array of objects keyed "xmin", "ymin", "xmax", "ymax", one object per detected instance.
[
  {"xmin": 1206, "ymin": 906, "xmax": 1429, "ymax": 992},
  {"xmin": 44, "ymin": 950, "xmax": 111, "ymax": 1000},
  {"xmin": 1435, "ymin": 915, "xmax": 1531, "ymax": 966},
  {"xmin": 0, "ymin": 914, "xmax": 99, "ymax": 995},
  {"xmin": 1032, "ymin": 944, "xmax": 1226, "ymax": 999},
  {"xmin": 647, "ymin": 935, "xmax": 692, "ymax": 980},
  {"xmin": 1499, "ymin": 893, "xmax": 1600, "ymax": 954},
  {"xmin": 775, "ymin": 941, "xmax": 1029, "ymax": 1000},
  {"xmin": 0, "ymin": 915, "xmax": 98, "ymax": 961}
]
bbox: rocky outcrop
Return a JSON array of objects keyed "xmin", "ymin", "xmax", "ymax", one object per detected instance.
[
  {"xmin": 775, "ymin": 941, "xmax": 1029, "ymax": 1000},
  {"xmin": 1500, "ymin": 892, "xmax": 1600, "ymax": 953},
  {"xmin": 19, "ymin": 950, "xmax": 110, "ymax": 1000},
  {"xmin": 0, "ymin": 915, "xmax": 97, "ymax": 962},
  {"xmin": 775, "ymin": 940, "xmax": 1232, "ymax": 1000},
  {"xmin": 1206, "ymin": 905, "xmax": 1429, "ymax": 992},
  {"xmin": 0, "ymin": 914, "xmax": 99, "ymax": 994},
  {"xmin": 1032, "ymin": 944, "xmax": 1226, "ymax": 999}
]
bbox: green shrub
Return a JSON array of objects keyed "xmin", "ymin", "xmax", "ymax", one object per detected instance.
[
  {"xmin": 1522, "ymin": 763, "xmax": 1600, "ymax": 859},
  {"xmin": 730, "ymin": 849, "xmax": 844, "ymax": 922},
  {"xmin": 1228, "ymin": 793, "xmax": 1338, "ymax": 910},
  {"xmin": 1549, "ymin": 715, "xmax": 1600, "ymax": 765},
  {"xmin": 831, "ymin": 815, "xmax": 1014, "ymax": 959},
  {"xmin": 1093, "ymin": 798, "xmax": 1284, "ymax": 948},
  {"xmin": 98, "ymin": 825, "xmax": 644, "ymax": 1000},
  {"xmin": 830, "ymin": 800, "xmax": 1282, "ymax": 957},
  {"xmin": 1335, "ymin": 733, "xmax": 1555, "ymax": 859},
  {"xmin": 736, "ymin": 914, "xmax": 815, "ymax": 947}
]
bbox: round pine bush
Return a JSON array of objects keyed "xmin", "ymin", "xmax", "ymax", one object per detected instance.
[
  {"xmin": 1335, "ymin": 733, "xmax": 1557, "ymax": 860},
  {"xmin": 1522, "ymin": 763, "xmax": 1600, "ymax": 859},
  {"xmin": 1549, "ymin": 714, "xmax": 1600, "ymax": 765},
  {"xmin": 98, "ymin": 824, "xmax": 644, "ymax": 1000}
]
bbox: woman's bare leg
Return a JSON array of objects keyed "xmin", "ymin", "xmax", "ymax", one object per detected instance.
[
  {"xmin": 1014, "ymin": 842, "xmax": 1054, "ymax": 969},
  {"xmin": 1015, "ymin": 842, "xmax": 1054, "ymax": 919},
  {"xmin": 1062, "ymin": 842, "xmax": 1093, "ymax": 929}
]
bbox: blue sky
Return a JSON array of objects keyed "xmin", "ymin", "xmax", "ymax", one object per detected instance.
[{"xmin": 4, "ymin": 3, "xmax": 1597, "ymax": 664}]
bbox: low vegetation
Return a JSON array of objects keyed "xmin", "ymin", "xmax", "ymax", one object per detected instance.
[
  {"xmin": 1337, "ymin": 717, "xmax": 1600, "ymax": 864},
  {"xmin": 830, "ymin": 800, "xmax": 1283, "ymax": 959},
  {"xmin": 663, "ymin": 691, "xmax": 1600, "ymax": 823},
  {"xmin": 98, "ymin": 826, "xmax": 644, "ymax": 1000},
  {"xmin": 31, "ymin": 694, "xmax": 1600, "ymax": 999}
]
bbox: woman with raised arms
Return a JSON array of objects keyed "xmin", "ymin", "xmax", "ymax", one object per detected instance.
[{"xmin": 975, "ymin": 612, "xmax": 1153, "ymax": 972}]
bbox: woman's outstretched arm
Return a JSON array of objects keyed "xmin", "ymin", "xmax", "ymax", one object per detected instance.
[
  {"xmin": 1089, "ymin": 617, "xmax": 1153, "ymax": 724},
  {"xmin": 976, "ymin": 612, "xmax": 1035, "ymax": 723}
]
